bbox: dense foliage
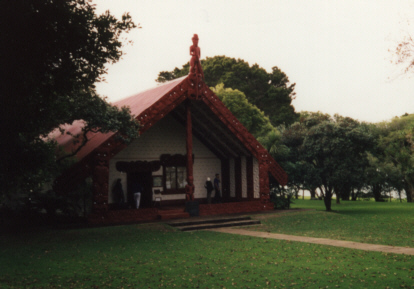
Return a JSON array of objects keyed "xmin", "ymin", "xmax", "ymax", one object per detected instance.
[
  {"xmin": 157, "ymin": 56, "xmax": 299, "ymax": 126},
  {"xmin": 375, "ymin": 114, "xmax": 414, "ymax": 202},
  {"xmin": 275, "ymin": 112, "xmax": 414, "ymax": 209},
  {"xmin": 279, "ymin": 112, "xmax": 375, "ymax": 210},
  {"xmin": 211, "ymin": 84, "xmax": 274, "ymax": 139},
  {"xmin": 0, "ymin": 0, "xmax": 140, "ymax": 209}
]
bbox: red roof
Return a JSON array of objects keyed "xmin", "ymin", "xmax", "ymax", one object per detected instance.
[
  {"xmin": 115, "ymin": 76, "xmax": 187, "ymax": 117},
  {"xmin": 54, "ymin": 75, "xmax": 288, "ymax": 185},
  {"xmin": 53, "ymin": 77, "xmax": 187, "ymax": 160}
]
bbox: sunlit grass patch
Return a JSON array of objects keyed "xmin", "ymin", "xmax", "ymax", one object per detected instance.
[{"xmin": 249, "ymin": 199, "xmax": 414, "ymax": 247}]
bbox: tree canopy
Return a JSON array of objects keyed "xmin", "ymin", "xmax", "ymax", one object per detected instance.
[
  {"xmin": 280, "ymin": 112, "xmax": 375, "ymax": 210},
  {"xmin": 211, "ymin": 83, "xmax": 289, "ymax": 161},
  {"xmin": 375, "ymin": 114, "xmax": 414, "ymax": 202},
  {"xmin": 157, "ymin": 56, "xmax": 299, "ymax": 126},
  {"xmin": 0, "ymin": 0, "xmax": 140, "ymax": 204},
  {"xmin": 211, "ymin": 84, "xmax": 274, "ymax": 139}
]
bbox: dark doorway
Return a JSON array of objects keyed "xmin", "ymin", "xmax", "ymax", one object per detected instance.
[{"xmin": 127, "ymin": 172, "xmax": 153, "ymax": 208}]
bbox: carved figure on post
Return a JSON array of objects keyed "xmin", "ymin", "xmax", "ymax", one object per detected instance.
[
  {"xmin": 185, "ymin": 176, "xmax": 195, "ymax": 201},
  {"xmin": 189, "ymin": 34, "xmax": 204, "ymax": 79}
]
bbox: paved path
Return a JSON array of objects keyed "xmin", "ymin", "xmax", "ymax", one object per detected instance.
[{"xmin": 210, "ymin": 228, "xmax": 414, "ymax": 256}]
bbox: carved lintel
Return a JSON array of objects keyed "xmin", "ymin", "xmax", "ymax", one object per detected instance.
[
  {"xmin": 116, "ymin": 160, "xmax": 161, "ymax": 173},
  {"xmin": 160, "ymin": 154, "xmax": 194, "ymax": 167}
]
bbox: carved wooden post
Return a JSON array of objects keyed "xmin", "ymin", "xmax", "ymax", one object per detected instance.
[
  {"xmin": 90, "ymin": 148, "xmax": 110, "ymax": 222},
  {"xmin": 258, "ymin": 150, "xmax": 271, "ymax": 209},
  {"xmin": 185, "ymin": 100, "xmax": 195, "ymax": 200}
]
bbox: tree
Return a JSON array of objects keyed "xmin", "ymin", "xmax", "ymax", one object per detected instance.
[
  {"xmin": 211, "ymin": 83, "xmax": 289, "ymax": 161},
  {"xmin": 365, "ymin": 152, "xmax": 403, "ymax": 202},
  {"xmin": 211, "ymin": 84, "xmax": 274, "ymax": 139},
  {"xmin": 280, "ymin": 112, "xmax": 329, "ymax": 200},
  {"xmin": 0, "ymin": 0, "xmax": 140, "ymax": 206},
  {"xmin": 376, "ymin": 114, "xmax": 414, "ymax": 202},
  {"xmin": 157, "ymin": 56, "xmax": 299, "ymax": 126},
  {"xmin": 280, "ymin": 112, "xmax": 374, "ymax": 211}
]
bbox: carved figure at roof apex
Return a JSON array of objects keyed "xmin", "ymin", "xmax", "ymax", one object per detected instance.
[{"xmin": 189, "ymin": 34, "xmax": 204, "ymax": 79}]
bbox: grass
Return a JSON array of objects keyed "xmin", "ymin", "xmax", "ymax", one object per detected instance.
[
  {"xmin": 0, "ymin": 201, "xmax": 413, "ymax": 288},
  {"xmin": 249, "ymin": 199, "xmax": 414, "ymax": 248}
]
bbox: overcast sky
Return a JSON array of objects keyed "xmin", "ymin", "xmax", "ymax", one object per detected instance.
[{"xmin": 93, "ymin": 0, "xmax": 414, "ymax": 123}]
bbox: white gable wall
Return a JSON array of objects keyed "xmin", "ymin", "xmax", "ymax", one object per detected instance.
[
  {"xmin": 108, "ymin": 113, "xmax": 262, "ymax": 204},
  {"xmin": 241, "ymin": 156, "xmax": 247, "ymax": 198},
  {"xmin": 108, "ymin": 114, "xmax": 221, "ymax": 203},
  {"xmin": 253, "ymin": 158, "xmax": 260, "ymax": 198},
  {"xmin": 229, "ymin": 159, "xmax": 235, "ymax": 198}
]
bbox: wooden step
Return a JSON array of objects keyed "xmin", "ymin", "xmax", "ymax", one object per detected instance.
[
  {"xmin": 168, "ymin": 216, "xmax": 252, "ymax": 227},
  {"xmin": 168, "ymin": 216, "xmax": 261, "ymax": 231}
]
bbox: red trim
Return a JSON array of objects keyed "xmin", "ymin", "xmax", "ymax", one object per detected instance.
[
  {"xmin": 87, "ymin": 200, "xmax": 274, "ymax": 225},
  {"xmin": 61, "ymin": 76, "xmax": 287, "ymax": 188},
  {"xmin": 56, "ymin": 75, "xmax": 288, "ymax": 223},
  {"xmin": 199, "ymin": 201, "xmax": 272, "ymax": 216},
  {"xmin": 186, "ymin": 100, "xmax": 193, "ymax": 182},
  {"xmin": 198, "ymin": 81, "xmax": 287, "ymax": 186}
]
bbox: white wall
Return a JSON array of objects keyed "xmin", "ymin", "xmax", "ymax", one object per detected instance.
[
  {"xmin": 108, "ymin": 114, "xmax": 221, "ymax": 203},
  {"xmin": 229, "ymin": 158, "xmax": 235, "ymax": 198},
  {"xmin": 253, "ymin": 158, "xmax": 260, "ymax": 198},
  {"xmin": 241, "ymin": 156, "xmax": 247, "ymax": 198}
]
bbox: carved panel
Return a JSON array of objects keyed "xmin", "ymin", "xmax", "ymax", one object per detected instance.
[
  {"xmin": 160, "ymin": 154, "xmax": 194, "ymax": 166},
  {"xmin": 115, "ymin": 160, "xmax": 161, "ymax": 173},
  {"xmin": 92, "ymin": 148, "xmax": 110, "ymax": 214},
  {"xmin": 187, "ymin": 75, "xmax": 203, "ymax": 100}
]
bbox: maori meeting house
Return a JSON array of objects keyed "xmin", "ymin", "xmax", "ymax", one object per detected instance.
[{"xmin": 54, "ymin": 35, "xmax": 288, "ymax": 225}]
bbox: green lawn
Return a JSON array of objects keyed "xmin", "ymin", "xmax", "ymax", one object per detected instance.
[
  {"xmin": 249, "ymin": 199, "xmax": 414, "ymax": 248},
  {"xmin": 0, "ymin": 201, "xmax": 413, "ymax": 288}
]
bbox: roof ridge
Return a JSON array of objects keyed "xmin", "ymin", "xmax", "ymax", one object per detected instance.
[{"xmin": 112, "ymin": 75, "xmax": 188, "ymax": 105}]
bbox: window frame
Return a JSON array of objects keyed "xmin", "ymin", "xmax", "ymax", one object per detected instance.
[
  {"xmin": 163, "ymin": 165, "xmax": 186, "ymax": 194},
  {"xmin": 160, "ymin": 154, "xmax": 193, "ymax": 195}
]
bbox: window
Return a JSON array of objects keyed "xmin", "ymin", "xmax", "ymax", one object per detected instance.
[
  {"xmin": 160, "ymin": 154, "xmax": 193, "ymax": 194},
  {"xmin": 165, "ymin": 166, "xmax": 186, "ymax": 190}
]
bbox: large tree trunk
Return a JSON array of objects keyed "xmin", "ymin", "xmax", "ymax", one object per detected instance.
[
  {"xmin": 397, "ymin": 190, "xmax": 402, "ymax": 203},
  {"xmin": 324, "ymin": 188, "xmax": 333, "ymax": 211},
  {"xmin": 351, "ymin": 188, "xmax": 361, "ymax": 201},
  {"xmin": 334, "ymin": 188, "xmax": 340, "ymax": 204},
  {"xmin": 372, "ymin": 184, "xmax": 382, "ymax": 202},
  {"xmin": 324, "ymin": 195, "xmax": 332, "ymax": 211},
  {"xmin": 341, "ymin": 186, "xmax": 351, "ymax": 201},
  {"xmin": 309, "ymin": 188, "xmax": 318, "ymax": 199},
  {"xmin": 404, "ymin": 181, "xmax": 413, "ymax": 203}
]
